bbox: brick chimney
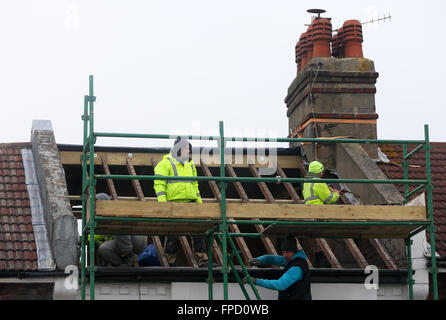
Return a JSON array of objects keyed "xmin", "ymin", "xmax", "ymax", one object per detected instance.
[{"xmin": 286, "ymin": 16, "xmax": 379, "ymax": 169}]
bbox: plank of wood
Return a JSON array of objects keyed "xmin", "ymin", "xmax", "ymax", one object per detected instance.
[
  {"xmin": 275, "ymin": 162, "xmax": 303, "ymax": 204},
  {"xmin": 60, "ymin": 151, "xmax": 301, "ymax": 169},
  {"xmin": 212, "ymin": 240, "xmax": 224, "ymax": 266},
  {"xmin": 151, "ymin": 235, "xmax": 170, "ymax": 268},
  {"xmin": 248, "ymin": 163, "xmax": 275, "ymax": 204},
  {"xmin": 296, "ymin": 237, "xmax": 313, "ymax": 268},
  {"xmin": 344, "ymin": 239, "xmax": 368, "ymax": 269},
  {"xmin": 315, "ymin": 239, "xmax": 342, "ymax": 269},
  {"xmin": 179, "ymin": 237, "xmax": 198, "ymax": 268},
  {"xmin": 200, "ymin": 161, "xmax": 221, "ymax": 201},
  {"xmin": 126, "ymin": 157, "xmax": 145, "ymax": 202},
  {"xmin": 95, "ymin": 200, "xmax": 427, "ymax": 221},
  {"xmin": 369, "ymin": 239, "xmax": 398, "ymax": 270},
  {"xmin": 225, "ymin": 164, "xmax": 249, "ymax": 203},
  {"xmin": 101, "ymin": 156, "xmax": 119, "ymax": 200}
]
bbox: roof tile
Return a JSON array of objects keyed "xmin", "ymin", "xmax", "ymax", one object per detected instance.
[
  {"xmin": 0, "ymin": 143, "xmax": 39, "ymax": 272},
  {"xmin": 379, "ymin": 143, "xmax": 446, "ymax": 258}
]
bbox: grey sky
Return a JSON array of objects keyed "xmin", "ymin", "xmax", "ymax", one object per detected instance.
[{"xmin": 1, "ymin": 1, "xmax": 445, "ymax": 148}]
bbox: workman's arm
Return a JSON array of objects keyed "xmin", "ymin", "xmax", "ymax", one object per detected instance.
[
  {"xmin": 256, "ymin": 267, "xmax": 303, "ymax": 291},
  {"xmin": 315, "ymin": 183, "xmax": 340, "ymax": 204},
  {"xmin": 256, "ymin": 255, "xmax": 288, "ymax": 267},
  {"xmin": 154, "ymin": 160, "xmax": 170, "ymax": 202},
  {"xmin": 192, "ymin": 162, "xmax": 202, "ymax": 203}
]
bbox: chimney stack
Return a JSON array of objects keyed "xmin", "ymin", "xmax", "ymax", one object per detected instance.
[{"xmin": 286, "ymin": 10, "xmax": 379, "ymax": 168}]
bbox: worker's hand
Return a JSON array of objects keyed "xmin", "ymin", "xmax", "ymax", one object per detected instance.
[
  {"xmin": 248, "ymin": 258, "xmax": 261, "ymax": 267},
  {"xmin": 242, "ymin": 277, "xmax": 256, "ymax": 285}
]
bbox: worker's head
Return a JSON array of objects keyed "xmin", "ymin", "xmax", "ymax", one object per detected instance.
[
  {"xmin": 308, "ymin": 161, "xmax": 325, "ymax": 177},
  {"xmin": 172, "ymin": 137, "xmax": 192, "ymax": 161},
  {"xmin": 96, "ymin": 193, "xmax": 111, "ymax": 201},
  {"xmin": 281, "ymin": 235, "xmax": 298, "ymax": 262}
]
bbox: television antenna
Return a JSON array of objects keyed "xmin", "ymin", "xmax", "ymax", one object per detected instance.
[{"xmin": 333, "ymin": 13, "xmax": 392, "ymax": 32}]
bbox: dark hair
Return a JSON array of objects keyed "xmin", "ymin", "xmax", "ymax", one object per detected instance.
[{"xmin": 281, "ymin": 235, "xmax": 298, "ymax": 253}]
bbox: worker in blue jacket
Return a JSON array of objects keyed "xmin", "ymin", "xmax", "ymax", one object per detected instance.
[{"xmin": 243, "ymin": 235, "xmax": 312, "ymax": 300}]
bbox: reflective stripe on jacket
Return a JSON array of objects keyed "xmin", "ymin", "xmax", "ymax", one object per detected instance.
[
  {"xmin": 153, "ymin": 153, "xmax": 202, "ymax": 203},
  {"xmin": 303, "ymin": 174, "xmax": 339, "ymax": 205}
]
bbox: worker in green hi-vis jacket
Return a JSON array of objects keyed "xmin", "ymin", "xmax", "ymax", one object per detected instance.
[
  {"xmin": 302, "ymin": 161, "xmax": 344, "ymax": 267},
  {"xmin": 153, "ymin": 137, "xmax": 208, "ymax": 267},
  {"xmin": 303, "ymin": 161, "xmax": 343, "ymax": 205}
]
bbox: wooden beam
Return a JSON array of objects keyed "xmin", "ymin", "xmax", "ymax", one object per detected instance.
[
  {"xmin": 275, "ymin": 162, "xmax": 303, "ymax": 204},
  {"xmin": 126, "ymin": 157, "xmax": 145, "ymax": 202},
  {"xmin": 315, "ymin": 239, "xmax": 342, "ymax": 269},
  {"xmin": 200, "ymin": 161, "xmax": 221, "ymax": 201},
  {"xmin": 101, "ymin": 156, "xmax": 119, "ymax": 200},
  {"xmin": 71, "ymin": 195, "xmax": 298, "ymax": 204},
  {"xmin": 95, "ymin": 200, "xmax": 427, "ymax": 221},
  {"xmin": 179, "ymin": 237, "xmax": 198, "ymax": 268},
  {"xmin": 225, "ymin": 164, "xmax": 249, "ymax": 203},
  {"xmin": 248, "ymin": 163, "xmax": 275, "ymax": 204},
  {"xmin": 296, "ymin": 237, "xmax": 313, "ymax": 268},
  {"xmin": 151, "ymin": 235, "xmax": 169, "ymax": 268},
  {"xmin": 344, "ymin": 239, "xmax": 368, "ymax": 269},
  {"xmin": 60, "ymin": 151, "xmax": 301, "ymax": 169},
  {"xmin": 369, "ymin": 239, "xmax": 398, "ymax": 270},
  {"xmin": 212, "ymin": 240, "xmax": 224, "ymax": 266}
]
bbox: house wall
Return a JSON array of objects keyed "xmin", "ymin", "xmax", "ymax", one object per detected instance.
[{"xmin": 78, "ymin": 282, "xmax": 410, "ymax": 300}]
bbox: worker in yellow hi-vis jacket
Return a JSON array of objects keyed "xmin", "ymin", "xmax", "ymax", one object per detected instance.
[
  {"xmin": 153, "ymin": 137, "xmax": 207, "ymax": 267},
  {"xmin": 303, "ymin": 161, "xmax": 343, "ymax": 205},
  {"xmin": 302, "ymin": 161, "xmax": 344, "ymax": 267}
]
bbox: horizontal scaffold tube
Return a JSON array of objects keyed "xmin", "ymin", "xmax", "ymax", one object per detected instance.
[
  {"xmin": 93, "ymin": 216, "xmax": 429, "ymax": 228},
  {"xmin": 94, "ymin": 132, "xmax": 426, "ymax": 145},
  {"xmin": 95, "ymin": 174, "xmax": 427, "ymax": 185}
]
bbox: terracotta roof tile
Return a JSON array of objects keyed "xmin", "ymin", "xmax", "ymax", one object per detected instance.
[
  {"xmin": 0, "ymin": 143, "xmax": 39, "ymax": 272},
  {"xmin": 379, "ymin": 143, "xmax": 446, "ymax": 258}
]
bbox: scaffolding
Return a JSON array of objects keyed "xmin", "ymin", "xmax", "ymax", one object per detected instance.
[{"xmin": 80, "ymin": 75, "xmax": 439, "ymax": 300}]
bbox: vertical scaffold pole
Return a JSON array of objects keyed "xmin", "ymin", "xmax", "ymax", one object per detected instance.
[
  {"xmin": 88, "ymin": 75, "xmax": 96, "ymax": 300},
  {"xmin": 207, "ymin": 233, "xmax": 214, "ymax": 300},
  {"xmin": 424, "ymin": 124, "xmax": 439, "ymax": 300},
  {"xmin": 80, "ymin": 94, "xmax": 89, "ymax": 300},
  {"xmin": 219, "ymin": 121, "xmax": 229, "ymax": 300},
  {"xmin": 403, "ymin": 144, "xmax": 409, "ymax": 205},
  {"xmin": 406, "ymin": 238, "xmax": 414, "ymax": 300}
]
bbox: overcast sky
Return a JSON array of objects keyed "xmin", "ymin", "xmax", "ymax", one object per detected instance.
[{"xmin": 1, "ymin": 1, "xmax": 445, "ymax": 148}]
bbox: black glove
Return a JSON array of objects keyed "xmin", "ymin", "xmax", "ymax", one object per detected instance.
[{"xmin": 248, "ymin": 258, "xmax": 261, "ymax": 267}]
